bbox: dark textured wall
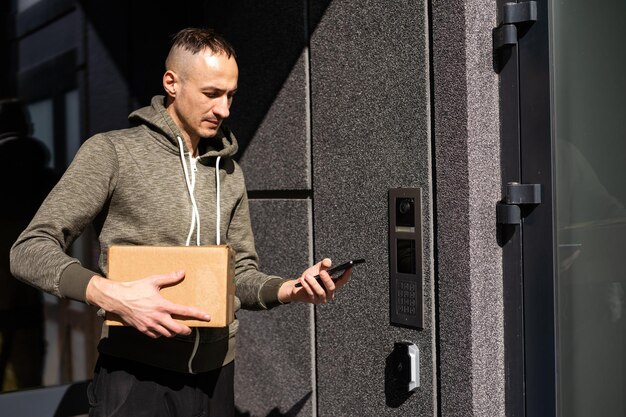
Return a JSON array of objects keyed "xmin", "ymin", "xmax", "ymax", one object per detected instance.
[
  {"xmin": 230, "ymin": 0, "xmax": 437, "ymax": 414},
  {"xmin": 310, "ymin": 0, "xmax": 433, "ymax": 416},
  {"xmin": 237, "ymin": 199, "xmax": 314, "ymax": 416},
  {"xmin": 17, "ymin": 10, "xmax": 78, "ymax": 71},
  {"xmin": 209, "ymin": 1, "xmax": 312, "ymax": 191},
  {"xmin": 85, "ymin": 7, "xmax": 129, "ymax": 137},
  {"xmin": 431, "ymin": 0, "xmax": 504, "ymax": 415},
  {"xmin": 238, "ymin": 51, "xmax": 311, "ymax": 192}
]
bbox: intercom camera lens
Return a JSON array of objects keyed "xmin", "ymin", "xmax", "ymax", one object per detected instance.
[{"xmin": 399, "ymin": 199, "xmax": 412, "ymax": 214}]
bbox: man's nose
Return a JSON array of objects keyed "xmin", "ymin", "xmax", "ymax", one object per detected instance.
[{"xmin": 213, "ymin": 97, "xmax": 230, "ymax": 119}]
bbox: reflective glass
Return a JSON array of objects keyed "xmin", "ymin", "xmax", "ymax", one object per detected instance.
[{"xmin": 554, "ymin": 1, "xmax": 626, "ymax": 415}]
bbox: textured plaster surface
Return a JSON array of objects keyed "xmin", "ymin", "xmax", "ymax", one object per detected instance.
[
  {"xmin": 310, "ymin": 0, "xmax": 434, "ymax": 415},
  {"xmin": 239, "ymin": 51, "xmax": 311, "ymax": 191},
  {"xmin": 235, "ymin": 199, "xmax": 313, "ymax": 417},
  {"xmin": 432, "ymin": 0, "xmax": 504, "ymax": 415}
]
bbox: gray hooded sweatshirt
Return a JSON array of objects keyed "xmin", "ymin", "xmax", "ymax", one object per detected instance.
[{"xmin": 10, "ymin": 96, "xmax": 288, "ymax": 373}]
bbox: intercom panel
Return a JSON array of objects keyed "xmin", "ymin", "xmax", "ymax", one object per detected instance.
[{"xmin": 389, "ymin": 188, "xmax": 423, "ymax": 330}]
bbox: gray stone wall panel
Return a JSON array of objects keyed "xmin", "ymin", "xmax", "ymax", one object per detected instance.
[
  {"xmin": 310, "ymin": 0, "xmax": 434, "ymax": 415},
  {"xmin": 235, "ymin": 199, "xmax": 313, "ymax": 416},
  {"xmin": 432, "ymin": 0, "xmax": 504, "ymax": 415},
  {"xmin": 431, "ymin": 0, "xmax": 473, "ymax": 414},
  {"xmin": 238, "ymin": 52, "xmax": 310, "ymax": 191}
]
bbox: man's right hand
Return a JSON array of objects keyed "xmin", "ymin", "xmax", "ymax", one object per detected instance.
[{"xmin": 85, "ymin": 270, "xmax": 211, "ymax": 338}]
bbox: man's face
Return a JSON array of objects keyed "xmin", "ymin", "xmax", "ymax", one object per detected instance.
[{"xmin": 167, "ymin": 50, "xmax": 238, "ymax": 141}]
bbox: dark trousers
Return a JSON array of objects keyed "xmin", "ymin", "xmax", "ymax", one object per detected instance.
[{"xmin": 88, "ymin": 354, "xmax": 234, "ymax": 417}]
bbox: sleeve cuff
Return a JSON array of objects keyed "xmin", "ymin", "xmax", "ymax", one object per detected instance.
[
  {"xmin": 259, "ymin": 277, "xmax": 291, "ymax": 309},
  {"xmin": 59, "ymin": 263, "xmax": 98, "ymax": 303}
]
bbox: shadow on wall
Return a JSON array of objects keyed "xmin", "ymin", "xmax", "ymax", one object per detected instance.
[
  {"xmin": 235, "ymin": 391, "xmax": 311, "ymax": 417},
  {"xmin": 0, "ymin": 98, "xmax": 60, "ymax": 392},
  {"xmin": 80, "ymin": 0, "xmax": 333, "ymax": 159},
  {"xmin": 384, "ymin": 349, "xmax": 415, "ymax": 408}
]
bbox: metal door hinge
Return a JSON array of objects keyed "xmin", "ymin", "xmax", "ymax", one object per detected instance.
[
  {"xmin": 493, "ymin": 1, "xmax": 538, "ymax": 51},
  {"xmin": 497, "ymin": 182, "xmax": 542, "ymax": 225}
]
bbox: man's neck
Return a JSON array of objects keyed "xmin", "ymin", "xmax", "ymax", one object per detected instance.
[
  {"xmin": 164, "ymin": 101, "xmax": 199, "ymax": 156},
  {"xmin": 182, "ymin": 134, "xmax": 200, "ymax": 157}
]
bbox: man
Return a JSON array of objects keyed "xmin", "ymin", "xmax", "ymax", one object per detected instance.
[{"xmin": 10, "ymin": 28, "xmax": 350, "ymax": 416}]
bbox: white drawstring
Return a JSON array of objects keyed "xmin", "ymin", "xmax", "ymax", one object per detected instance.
[
  {"xmin": 176, "ymin": 136, "xmax": 223, "ymax": 374},
  {"xmin": 177, "ymin": 136, "xmax": 201, "ymax": 246},
  {"xmin": 215, "ymin": 156, "xmax": 221, "ymax": 245},
  {"xmin": 188, "ymin": 328, "xmax": 200, "ymax": 374}
]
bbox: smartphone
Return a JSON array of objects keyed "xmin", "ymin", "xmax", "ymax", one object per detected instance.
[{"xmin": 294, "ymin": 259, "xmax": 365, "ymax": 288}]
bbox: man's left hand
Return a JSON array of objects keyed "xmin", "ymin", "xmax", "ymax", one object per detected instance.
[{"xmin": 278, "ymin": 258, "xmax": 352, "ymax": 305}]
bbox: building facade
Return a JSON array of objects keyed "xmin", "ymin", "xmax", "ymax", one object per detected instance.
[{"xmin": 0, "ymin": 0, "xmax": 624, "ymax": 416}]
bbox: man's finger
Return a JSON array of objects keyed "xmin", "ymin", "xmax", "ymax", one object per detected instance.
[
  {"xmin": 298, "ymin": 275, "xmax": 315, "ymax": 298},
  {"xmin": 150, "ymin": 270, "xmax": 186, "ymax": 288},
  {"xmin": 150, "ymin": 323, "xmax": 173, "ymax": 338},
  {"xmin": 305, "ymin": 274, "xmax": 327, "ymax": 299},
  {"xmin": 334, "ymin": 267, "xmax": 353, "ymax": 290},
  {"xmin": 144, "ymin": 329, "xmax": 159, "ymax": 339},
  {"xmin": 165, "ymin": 301, "xmax": 211, "ymax": 323},
  {"xmin": 155, "ymin": 317, "xmax": 192, "ymax": 337},
  {"xmin": 144, "ymin": 310, "xmax": 195, "ymax": 337},
  {"xmin": 318, "ymin": 270, "xmax": 336, "ymax": 292},
  {"xmin": 319, "ymin": 258, "xmax": 332, "ymax": 271}
]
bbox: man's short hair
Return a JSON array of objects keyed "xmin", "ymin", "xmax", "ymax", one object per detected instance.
[{"xmin": 170, "ymin": 28, "xmax": 236, "ymax": 59}]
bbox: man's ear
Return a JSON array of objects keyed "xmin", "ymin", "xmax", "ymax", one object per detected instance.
[{"xmin": 163, "ymin": 70, "xmax": 177, "ymax": 97}]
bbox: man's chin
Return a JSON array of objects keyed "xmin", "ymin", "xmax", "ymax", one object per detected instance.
[{"xmin": 200, "ymin": 127, "xmax": 220, "ymax": 139}]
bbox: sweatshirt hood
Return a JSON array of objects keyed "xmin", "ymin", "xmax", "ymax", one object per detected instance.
[{"xmin": 128, "ymin": 95, "xmax": 238, "ymax": 162}]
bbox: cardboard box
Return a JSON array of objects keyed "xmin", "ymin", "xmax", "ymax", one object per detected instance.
[{"xmin": 105, "ymin": 245, "xmax": 235, "ymax": 327}]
